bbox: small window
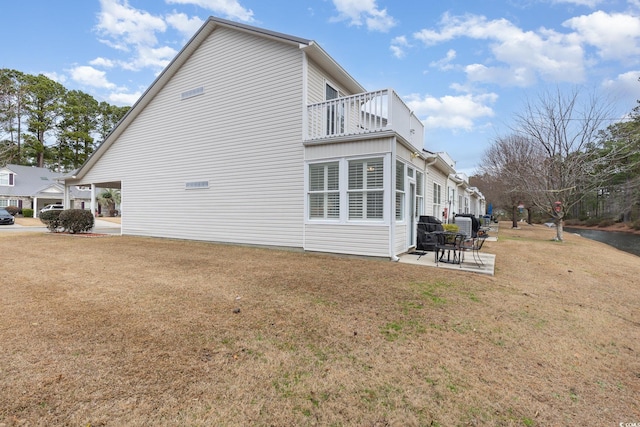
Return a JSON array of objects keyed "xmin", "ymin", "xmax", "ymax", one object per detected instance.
[{"xmin": 0, "ymin": 172, "xmax": 14, "ymax": 186}]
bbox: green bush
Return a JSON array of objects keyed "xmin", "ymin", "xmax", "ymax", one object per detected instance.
[
  {"xmin": 22, "ymin": 208, "xmax": 33, "ymax": 218},
  {"xmin": 584, "ymin": 217, "xmax": 600, "ymax": 227},
  {"xmin": 598, "ymin": 218, "xmax": 615, "ymax": 228},
  {"xmin": 631, "ymin": 220, "xmax": 640, "ymax": 230},
  {"xmin": 443, "ymin": 224, "xmax": 459, "ymax": 233},
  {"xmin": 4, "ymin": 205, "xmax": 19, "ymax": 216},
  {"xmin": 40, "ymin": 210, "xmax": 63, "ymax": 232},
  {"xmin": 59, "ymin": 209, "xmax": 94, "ymax": 234}
]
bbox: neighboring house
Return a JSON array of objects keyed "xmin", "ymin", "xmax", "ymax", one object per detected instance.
[
  {"xmin": 63, "ymin": 17, "xmax": 482, "ymax": 258},
  {"xmin": 1, "ymin": 164, "xmax": 91, "ymax": 216}
]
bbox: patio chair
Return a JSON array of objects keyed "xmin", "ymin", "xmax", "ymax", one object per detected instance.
[
  {"xmin": 434, "ymin": 232, "xmax": 465, "ymax": 266},
  {"xmin": 459, "ymin": 235, "xmax": 488, "ymax": 267}
]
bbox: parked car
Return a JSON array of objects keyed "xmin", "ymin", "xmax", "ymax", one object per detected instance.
[
  {"xmin": 0, "ymin": 208, "xmax": 15, "ymax": 225},
  {"xmin": 40, "ymin": 204, "xmax": 64, "ymax": 214}
]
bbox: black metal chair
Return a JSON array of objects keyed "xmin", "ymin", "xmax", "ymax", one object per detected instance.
[
  {"xmin": 459, "ymin": 235, "xmax": 488, "ymax": 267},
  {"xmin": 434, "ymin": 232, "xmax": 465, "ymax": 266}
]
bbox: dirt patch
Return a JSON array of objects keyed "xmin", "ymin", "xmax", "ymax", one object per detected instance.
[{"xmin": 1, "ymin": 223, "xmax": 638, "ymax": 426}]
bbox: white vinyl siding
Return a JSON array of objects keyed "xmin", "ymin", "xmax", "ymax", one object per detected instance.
[
  {"xmin": 75, "ymin": 26, "xmax": 305, "ymax": 247},
  {"xmin": 308, "ymin": 162, "xmax": 339, "ymax": 219},
  {"xmin": 348, "ymin": 158, "xmax": 383, "ymax": 220},
  {"xmin": 304, "ymin": 223, "xmax": 390, "ymax": 257}
]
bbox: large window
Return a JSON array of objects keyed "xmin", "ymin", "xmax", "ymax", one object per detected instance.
[
  {"xmin": 433, "ymin": 182, "xmax": 442, "ymax": 218},
  {"xmin": 395, "ymin": 160, "xmax": 405, "ymax": 220},
  {"xmin": 0, "ymin": 199, "xmax": 18, "ymax": 207},
  {"xmin": 308, "ymin": 162, "xmax": 340, "ymax": 219},
  {"xmin": 348, "ymin": 158, "xmax": 383, "ymax": 220}
]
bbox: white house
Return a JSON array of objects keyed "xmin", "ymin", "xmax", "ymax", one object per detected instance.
[{"xmin": 63, "ymin": 17, "xmax": 481, "ymax": 258}]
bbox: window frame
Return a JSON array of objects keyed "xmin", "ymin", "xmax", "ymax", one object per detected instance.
[
  {"xmin": 308, "ymin": 161, "xmax": 340, "ymax": 220},
  {"xmin": 348, "ymin": 158, "xmax": 384, "ymax": 221},
  {"xmin": 0, "ymin": 172, "xmax": 14, "ymax": 186}
]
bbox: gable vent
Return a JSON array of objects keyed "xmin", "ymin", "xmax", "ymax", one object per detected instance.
[
  {"xmin": 181, "ymin": 86, "xmax": 204, "ymax": 100},
  {"xmin": 185, "ymin": 181, "xmax": 209, "ymax": 189}
]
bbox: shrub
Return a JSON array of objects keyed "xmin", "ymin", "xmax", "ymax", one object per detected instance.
[
  {"xmin": 4, "ymin": 205, "xmax": 19, "ymax": 216},
  {"xmin": 443, "ymin": 224, "xmax": 459, "ymax": 233},
  {"xmin": 40, "ymin": 210, "xmax": 64, "ymax": 232},
  {"xmin": 632, "ymin": 220, "xmax": 640, "ymax": 230},
  {"xmin": 22, "ymin": 208, "xmax": 33, "ymax": 218},
  {"xmin": 59, "ymin": 209, "xmax": 94, "ymax": 234},
  {"xmin": 563, "ymin": 218, "xmax": 582, "ymax": 226},
  {"xmin": 598, "ymin": 218, "xmax": 615, "ymax": 228},
  {"xmin": 584, "ymin": 217, "xmax": 600, "ymax": 227}
]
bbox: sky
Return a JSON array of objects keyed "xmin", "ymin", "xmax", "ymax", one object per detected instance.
[{"xmin": 3, "ymin": 0, "xmax": 640, "ymax": 174}]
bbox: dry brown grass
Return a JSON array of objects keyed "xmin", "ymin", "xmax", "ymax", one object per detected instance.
[{"xmin": 1, "ymin": 223, "xmax": 638, "ymax": 426}]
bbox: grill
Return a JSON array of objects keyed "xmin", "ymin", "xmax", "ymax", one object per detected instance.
[{"xmin": 416, "ymin": 216, "xmax": 444, "ymax": 250}]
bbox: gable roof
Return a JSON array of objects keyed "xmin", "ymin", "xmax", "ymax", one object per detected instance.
[
  {"xmin": 68, "ymin": 16, "xmax": 366, "ymax": 183},
  {"xmin": 1, "ymin": 164, "xmax": 91, "ymax": 199},
  {"xmin": 1, "ymin": 164, "xmax": 61, "ymax": 196}
]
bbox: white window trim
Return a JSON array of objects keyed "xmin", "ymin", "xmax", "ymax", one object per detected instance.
[{"xmin": 305, "ymin": 155, "xmax": 390, "ymax": 225}]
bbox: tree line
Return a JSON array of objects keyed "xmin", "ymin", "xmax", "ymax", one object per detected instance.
[
  {"xmin": 472, "ymin": 87, "xmax": 640, "ymax": 241},
  {"xmin": 0, "ymin": 69, "xmax": 130, "ymax": 171}
]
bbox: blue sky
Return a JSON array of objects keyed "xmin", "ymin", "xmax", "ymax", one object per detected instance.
[{"xmin": 3, "ymin": 0, "xmax": 640, "ymax": 174}]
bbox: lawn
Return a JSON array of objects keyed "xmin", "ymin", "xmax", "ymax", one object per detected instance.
[{"xmin": 1, "ymin": 224, "xmax": 638, "ymax": 426}]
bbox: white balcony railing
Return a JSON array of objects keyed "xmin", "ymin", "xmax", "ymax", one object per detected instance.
[{"xmin": 305, "ymin": 89, "xmax": 424, "ymax": 150}]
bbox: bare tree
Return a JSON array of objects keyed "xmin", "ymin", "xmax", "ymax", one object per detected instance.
[
  {"xmin": 480, "ymin": 134, "xmax": 544, "ymax": 228},
  {"xmin": 485, "ymin": 88, "xmax": 631, "ymax": 241}
]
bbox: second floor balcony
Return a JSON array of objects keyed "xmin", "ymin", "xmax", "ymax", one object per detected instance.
[{"xmin": 305, "ymin": 89, "xmax": 424, "ymax": 151}]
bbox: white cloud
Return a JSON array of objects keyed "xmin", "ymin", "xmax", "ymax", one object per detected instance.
[
  {"xmin": 430, "ymin": 49, "xmax": 457, "ymax": 71},
  {"xmin": 413, "ymin": 13, "xmax": 586, "ymax": 86},
  {"xmin": 120, "ymin": 45, "xmax": 178, "ymax": 71},
  {"xmin": 404, "ymin": 92, "xmax": 498, "ymax": 131},
  {"xmin": 330, "ymin": 0, "xmax": 396, "ymax": 32},
  {"xmin": 89, "ymin": 57, "xmax": 116, "ymax": 68},
  {"xmin": 96, "ymin": 0, "xmax": 167, "ymax": 51},
  {"xmin": 69, "ymin": 66, "xmax": 117, "ymax": 89},
  {"xmin": 601, "ymin": 70, "xmax": 640, "ymax": 105},
  {"xmin": 43, "ymin": 72, "xmax": 67, "ymax": 85},
  {"xmin": 165, "ymin": 0, "xmax": 254, "ymax": 22},
  {"xmin": 563, "ymin": 11, "xmax": 640, "ymax": 62},
  {"xmin": 166, "ymin": 12, "xmax": 205, "ymax": 37},
  {"xmin": 108, "ymin": 90, "xmax": 143, "ymax": 106},
  {"xmin": 390, "ymin": 36, "xmax": 409, "ymax": 58}
]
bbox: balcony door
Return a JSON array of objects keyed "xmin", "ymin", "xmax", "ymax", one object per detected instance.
[{"xmin": 326, "ymin": 83, "xmax": 344, "ymax": 136}]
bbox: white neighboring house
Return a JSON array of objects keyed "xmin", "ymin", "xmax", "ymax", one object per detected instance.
[
  {"xmin": 0, "ymin": 164, "xmax": 91, "ymax": 216},
  {"xmin": 63, "ymin": 17, "xmax": 481, "ymax": 258}
]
